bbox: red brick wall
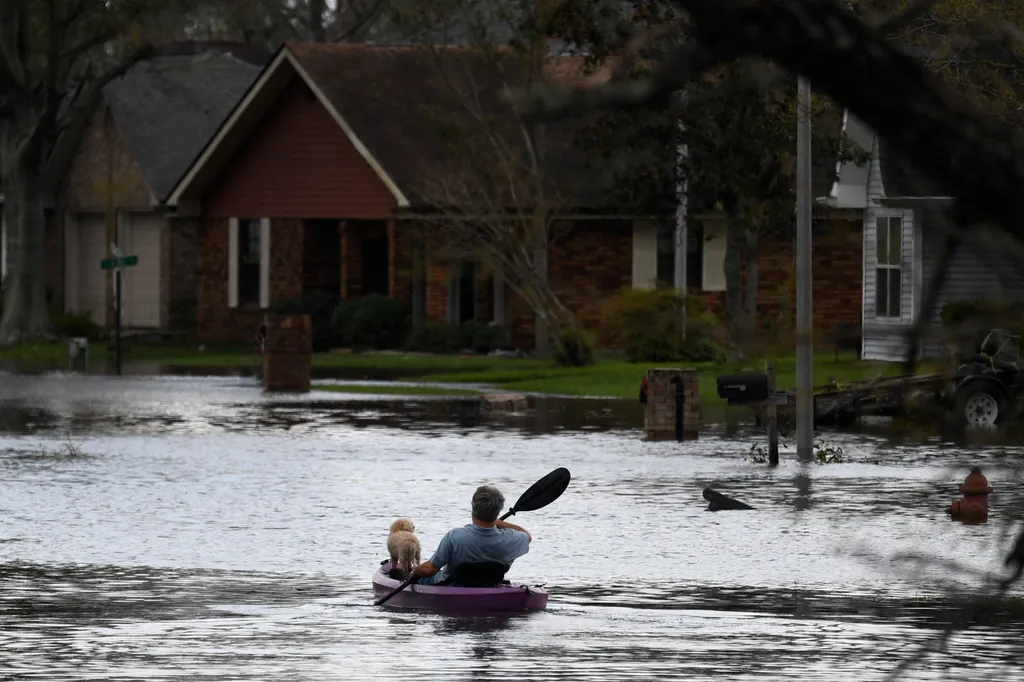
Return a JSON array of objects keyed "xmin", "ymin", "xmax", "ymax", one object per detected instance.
[
  {"xmin": 415, "ymin": 218, "xmax": 633, "ymax": 348},
  {"xmin": 196, "ymin": 217, "xmax": 304, "ymax": 342},
  {"xmin": 691, "ymin": 216, "xmax": 863, "ymax": 336},
  {"xmin": 549, "ymin": 219, "xmax": 633, "ymax": 346},
  {"xmin": 203, "ymin": 79, "xmax": 397, "ymax": 220}
]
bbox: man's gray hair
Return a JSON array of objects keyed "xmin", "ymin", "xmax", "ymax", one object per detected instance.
[{"xmin": 472, "ymin": 485, "xmax": 505, "ymax": 523}]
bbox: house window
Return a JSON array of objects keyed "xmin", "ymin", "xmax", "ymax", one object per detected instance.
[
  {"xmin": 875, "ymin": 215, "xmax": 902, "ymax": 318},
  {"xmin": 238, "ymin": 218, "xmax": 261, "ymax": 306},
  {"xmin": 656, "ymin": 221, "xmax": 703, "ymax": 289}
]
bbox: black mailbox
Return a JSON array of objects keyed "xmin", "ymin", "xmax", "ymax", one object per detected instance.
[{"xmin": 716, "ymin": 373, "xmax": 771, "ymax": 402}]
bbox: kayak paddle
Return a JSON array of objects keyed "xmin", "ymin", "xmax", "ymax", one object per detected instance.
[{"xmin": 374, "ymin": 467, "xmax": 571, "ymax": 607}]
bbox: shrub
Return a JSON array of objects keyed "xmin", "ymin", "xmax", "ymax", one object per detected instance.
[
  {"xmin": 404, "ymin": 320, "xmax": 508, "ymax": 354},
  {"xmin": 456, "ymin": 320, "xmax": 507, "ymax": 354},
  {"xmin": 270, "ymin": 290, "xmax": 342, "ymax": 352},
  {"xmin": 333, "ymin": 294, "xmax": 408, "ymax": 350},
  {"xmin": 940, "ymin": 300, "xmax": 1009, "ymax": 328},
  {"xmin": 406, "ymin": 320, "xmax": 458, "ymax": 353},
  {"xmin": 613, "ymin": 287, "xmax": 726, "ymax": 363},
  {"xmin": 554, "ymin": 326, "xmax": 596, "ymax": 367},
  {"xmin": 940, "ymin": 300, "xmax": 1024, "ymax": 357},
  {"xmin": 51, "ymin": 311, "xmax": 105, "ymax": 341}
]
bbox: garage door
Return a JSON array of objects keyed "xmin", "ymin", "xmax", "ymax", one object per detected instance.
[
  {"xmin": 75, "ymin": 214, "xmax": 108, "ymax": 327},
  {"xmin": 123, "ymin": 213, "xmax": 162, "ymax": 328}
]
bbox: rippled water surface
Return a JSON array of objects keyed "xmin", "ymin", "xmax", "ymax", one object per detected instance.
[{"xmin": 1, "ymin": 372, "xmax": 1023, "ymax": 680}]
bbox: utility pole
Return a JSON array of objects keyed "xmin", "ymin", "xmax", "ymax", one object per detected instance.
[
  {"xmin": 796, "ymin": 76, "xmax": 814, "ymax": 463},
  {"xmin": 675, "ymin": 91, "xmax": 689, "ymax": 338}
]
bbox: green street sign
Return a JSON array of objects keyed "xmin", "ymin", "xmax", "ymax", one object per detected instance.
[{"xmin": 100, "ymin": 255, "xmax": 138, "ymax": 270}]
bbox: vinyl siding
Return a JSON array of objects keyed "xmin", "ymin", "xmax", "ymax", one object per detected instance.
[
  {"xmin": 920, "ymin": 229, "xmax": 1024, "ymax": 358},
  {"xmin": 862, "ymin": 137, "xmax": 917, "ymax": 361}
]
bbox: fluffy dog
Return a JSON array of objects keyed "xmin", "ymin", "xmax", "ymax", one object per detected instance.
[{"xmin": 387, "ymin": 518, "xmax": 421, "ymax": 578}]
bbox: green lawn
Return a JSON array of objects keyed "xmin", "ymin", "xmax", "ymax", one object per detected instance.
[
  {"xmin": 412, "ymin": 355, "xmax": 941, "ymax": 401},
  {"xmin": 316, "ymin": 384, "xmax": 481, "ymax": 397},
  {"xmin": 0, "ymin": 339, "xmax": 944, "ymax": 402}
]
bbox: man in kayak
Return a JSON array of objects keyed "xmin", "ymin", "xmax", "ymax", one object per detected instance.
[{"xmin": 409, "ymin": 484, "xmax": 532, "ymax": 586}]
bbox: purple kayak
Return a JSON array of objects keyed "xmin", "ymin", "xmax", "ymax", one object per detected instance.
[{"xmin": 373, "ymin": 562, "xmax": 549, "ymax": 612}]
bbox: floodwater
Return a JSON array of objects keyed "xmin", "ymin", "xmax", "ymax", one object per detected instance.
[{"xmin": 1, "ymin": 372, "xmax": 1023, "ymax": 680}]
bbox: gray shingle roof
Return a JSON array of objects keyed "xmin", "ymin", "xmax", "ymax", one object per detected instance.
[{"xmin": 104, "ymin": 50, "xmax": 266, "ymax": 201}]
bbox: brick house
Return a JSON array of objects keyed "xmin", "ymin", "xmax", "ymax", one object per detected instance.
[
  {"xmin": 162, "ymin": 43, "xmax": 645, "ymax": 345},
  {"xmin": 163, "ymin": 42, "xmax": 864, "ymax": 347},
  {"xmin": 40, "ymin": 42, "xmax": 267, "ymax": 330}
]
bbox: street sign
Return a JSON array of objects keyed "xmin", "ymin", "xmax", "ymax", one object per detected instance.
[{"xmin": 100, "ymin": 255, "xmax": 138, "ymax": 269}]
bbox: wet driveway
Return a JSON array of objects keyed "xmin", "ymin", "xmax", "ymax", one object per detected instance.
[{"xmin": 0, "ymin": 372, "xmax": 1022, "ymax": 680}]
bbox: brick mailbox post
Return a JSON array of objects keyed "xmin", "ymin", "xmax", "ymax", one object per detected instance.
[
  {"xmin": 263, "ymin": 314, "xmax": 312, "ymax": 392},
  {"xmin": 643, "ymin": 368, "xmax": 699, "ymax": 440}
]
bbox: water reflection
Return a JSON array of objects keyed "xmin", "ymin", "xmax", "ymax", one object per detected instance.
[
  {"xmin": 0, "ymin": 375, "xmax": 1023, "ymax": 679},
  {"xmin": 794, "ymin": 471, "xmax": 813, "ymax": 511}
]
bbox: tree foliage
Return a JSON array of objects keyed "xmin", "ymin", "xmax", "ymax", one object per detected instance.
[
  {"xmin": 561, "ymin": 0, "xmax": 853, "ymax": 337},
  {"xmin": 170, "ymin": 0, "xmax": 392, "ymax": 46},
  {"xmin": 854, "ymin": 0, "xmax": 1024, "ymax": 125},
  {"xmin": 0, "ymin": 0, "xmax": 189, "ymax": 344}
]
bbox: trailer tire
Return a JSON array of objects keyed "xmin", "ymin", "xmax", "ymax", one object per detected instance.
[{"xmin": 954, "ymin": 381, "xmax": 1007, "ymax": 427}]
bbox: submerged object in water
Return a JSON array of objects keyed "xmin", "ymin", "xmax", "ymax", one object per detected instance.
[{"xmin": 703, "ymin": 487, "xmax": 754, "ymax": 511}]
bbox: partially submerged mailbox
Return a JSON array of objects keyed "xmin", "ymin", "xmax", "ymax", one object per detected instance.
[{"xmin": 716, "ymin": 373, "xmax": 771, "ymax": 403}]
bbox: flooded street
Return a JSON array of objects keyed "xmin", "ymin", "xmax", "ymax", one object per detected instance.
[{"xmin": 1, "ymin": 373, "xmax": 1023, "ymax": 680}]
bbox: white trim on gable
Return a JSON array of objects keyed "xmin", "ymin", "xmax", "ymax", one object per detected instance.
[{"xmin": 166, "ymin": 47, "xmax": 410, "ymax": 208}]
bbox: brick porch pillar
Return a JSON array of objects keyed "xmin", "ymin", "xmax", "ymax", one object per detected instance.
[
  {"xmin": 263, "ymin": 313, "xmax": 312, "ymax": 392},
  {"xmin": 643, "ymin": 368, "xmax": 699, "ymax": 440}
]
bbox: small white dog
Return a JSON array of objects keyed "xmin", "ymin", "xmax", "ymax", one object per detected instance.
[{"xmin": 387, "ymin": 518, "xmax": 421, "ymax": 576}]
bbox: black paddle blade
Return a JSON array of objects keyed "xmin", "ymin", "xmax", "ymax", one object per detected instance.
[{"xmin": 504, "ymin": 467, "xmax": 571, "ymax": 517}]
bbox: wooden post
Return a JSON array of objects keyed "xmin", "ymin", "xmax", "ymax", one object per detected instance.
[{"xmin": 767, "ymin": 360, "xmax": 779, "ymax": 466}]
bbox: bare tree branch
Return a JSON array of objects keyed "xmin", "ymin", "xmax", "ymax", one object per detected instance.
[
  {"xmin": 873, "ymin": 0, "xmax": 942, "ymax": 34},
  {"xmin": 0, "ymin": 0, "xmax": 34, "ymax": 105},
  {"xmin": 332, "ymin": 0, "xmax": 388, "ymax": 42},
  {"xmin": 57, "ymin": 43, "xmax": 156, "ymax": 130}
]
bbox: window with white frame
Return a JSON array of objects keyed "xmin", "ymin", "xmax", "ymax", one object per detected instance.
[
  {"xmin": 875, "ymin": 215, "xmax": 902, "ymax": 318},
  {"xmin": 238, "ymin": 218, "xmax": 262, "ymax": 306}
]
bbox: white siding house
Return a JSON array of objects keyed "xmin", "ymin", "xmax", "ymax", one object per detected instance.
[{"xmin": 826, "ymin": 114, "xmax": 1024, "ymax": 362}]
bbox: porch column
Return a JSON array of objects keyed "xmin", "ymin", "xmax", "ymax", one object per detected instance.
[{"xmin": 411, "ymin": 228, "xmax": 426, "ymax": 328}]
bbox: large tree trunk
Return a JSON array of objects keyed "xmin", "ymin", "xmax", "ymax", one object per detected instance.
[
  {"xmin": 309, "ymin": 0, "xmax": 327, "ymax": 41},
  {"xmin": 743, "ymin": 230, "xmax": 760, "ymax": 335},
  {"xmin": 0, "ymin": 160, "xmax": 54, "ymax": 345},
  {"xmin": 723, "ymin": 211, "xmax": 759, "ymax": 340}
]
